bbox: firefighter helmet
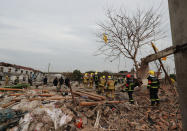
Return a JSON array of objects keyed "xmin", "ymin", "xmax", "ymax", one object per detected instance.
[
  {"xmin": 149, "ymin": 70, "xmax": 155, "ymax": 76},
  {"xmin": 108, "ymin": 76, "xmax": 112, "ymax": 79},
  {"xmin": 126, "ymin": 74, "xmax": 131, "ymax": 78}
]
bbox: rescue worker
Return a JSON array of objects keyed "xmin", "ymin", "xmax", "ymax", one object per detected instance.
[
  {"xmin": 147, "ymin": 70, "xmax": 160, "ymax": 106},
  {"xmin": 5, "ymin": 76, "xmax": 9, "ymax": 86},
  {"xmin": 125, "ymin": 74, "xmax": 131, "ymax": 92},
  {"xmin": 65, "ymin": 77, "xmax": 70, "ymax": 87},
  {"xmin": 28, "ymin": 77, "xmax": 32, "ymax": 86},
  {"xmin": 106, "ymin": 76, "xmax": 115, "ymax": 99},
  {"xmin": 94, "ymin": 72, "xmax": 99, "ymax": 90},
  {"xmin": 53, "ymin": 77, "xmax": 59, "ymax": 91},
  {"xmin": 83, "ymin": 73, "xmax": 89, "ymax": 88},
  {"xmin": 89, "ymin": 73, "xmax": 94, "ymax": 88},
  {"xmin": 42, "ymin": 76, "xmax": 48, "ymax": 93},
  {"xmin": 59, "ymin": 77, "xmax": 64, "ymax": 89},
  {"xmin": 126, "ymin": 74, "xmax": 139, "ymax": 104},
  {"xmin": 99, "ymin": 75, "xmax": 106, "ymax": 94},
  {"xmin": 43, "ymin": 76, "xmax": 48, "ymax": 85},
  {"xmin": 61, "ymin": 76, "xmax": 69, "ymax": 96},
  {"xmin": 14, "ymin": 76, "xmax": 19, "ymax": 85},
  {"xmin": 121, "ymin": 75, "xmax": 127, "ymax": 92}
]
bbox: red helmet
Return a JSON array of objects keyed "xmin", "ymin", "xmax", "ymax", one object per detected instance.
[{"xmin": 126, "ymin": 74, "xmax": 131, "ymax": 78}]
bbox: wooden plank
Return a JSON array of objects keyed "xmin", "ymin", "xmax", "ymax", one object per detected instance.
[
  {"xmin": 9, "ymin": 94, "xmax": 24, "ymax": 96},
  {"xmin": 79, "ymin": 101, "xmax": 127, "ymax": 106},
  {"xmin": 1, "ymin": 101, "xmax": 17, "ymax": 108},
  {"xmin": 38, "ymin": 94, "xmax": 54, "ymax": 97},
  {"xmin": 11, "ymin": 99, "xmax": 21, "ymax": 102},
  {"xmin": 73, "ymin": 91, "xmax": 102, "ymax": 101},
  {"xmin": 8, "ymin": 94, "xmax": 53, "ymax": 97},
  {"xmin": 79, "ymin": 101, "xmax": 103, "ymax": 106},
  {"xmin": 0, "ymin": 88, "xmax": 24, "ymax": 91},
  {"xmin": 29, "ymin": 96, "xmax": 76, "ymax": 101},
  {"xmin": 76, "ymin": 90, "xmax": 106, "ymax": 100},
  {"xmin": 31, "ymin": 89, "xmax": 49, "ymax": 93}
]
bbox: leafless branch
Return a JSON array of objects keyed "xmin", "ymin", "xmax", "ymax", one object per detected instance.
[{"xmin": 96, "ymin": 8, "xmax": 165, "ymax": 72}]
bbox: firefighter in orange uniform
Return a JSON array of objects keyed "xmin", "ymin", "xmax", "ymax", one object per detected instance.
[
  {"xmin": 106, "ymin": 76, "xmax": 115, "ymax": 99},
  {"xmin": 99, "ymin": 75, "xmax": 106, "ymax": 94},
  {"xmin": 83, "ymin": 73, "xmax": 89, "ymax": 88}
]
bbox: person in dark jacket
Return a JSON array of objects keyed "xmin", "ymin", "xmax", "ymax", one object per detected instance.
[
  {"xmin": 43, "ymin": 76, "xmax": 48, "ymax": 85},
  {"xmin": 60, "ymin": 77, "xmax": 69, "ymax": 96},
  {"xmin": 59, "ymin": 77, "xmax": 64, "ymax": 87},
  {"xmin": 28, "ymin": 77, "xmax": 32, "ymax": 86},
  {"xmin": 65, "ymin": 77, "xmax": 70, "ymax": 87},
  {"xmin": 125, "ymin": 74, "xmax": 139, "ymax": 104},
  {"xmin": 53, "ymin": 77, "xmax": 59, "ymax": 92},
  {"xmin": 53, "ymin": 77, "xmax": 58, "ymax": 86},
  {"xmin": 14, "ymin": 76, "xmax": 19, "ymax": 85},
  {"xmin": 94, "ymin": 72, "xmax": 99, "ymax": 92},
  {"xmin": 147, "ymin": 70, "xmax": 160, "ymax": 106}
]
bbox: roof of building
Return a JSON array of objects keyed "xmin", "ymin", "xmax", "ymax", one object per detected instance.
[{"xmin": 0, "ymin": 62, "xmax": 42, "ymax": 73}]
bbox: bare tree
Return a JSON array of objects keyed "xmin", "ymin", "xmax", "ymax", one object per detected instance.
[{"xmin": 96, "ymin": 8, "xmax": 165, "ymax": 74}]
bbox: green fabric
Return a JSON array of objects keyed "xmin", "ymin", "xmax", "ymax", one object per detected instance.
[
  {"xmin": 4, "ymin": 83, "xmax": 30, "ymax": 89},
  {"xmin": 151, "ymin": 99, "xmax": 156, "ymax": 101},
  {"xmin": 151, "ymin": 86, "xmax": 158, "ymax": 88}
]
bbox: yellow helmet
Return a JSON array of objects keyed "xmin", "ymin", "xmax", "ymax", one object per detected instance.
[
  {"xmin": 103, "ymin": 76, "xmax": 105, "ymax": 79},
  {"xmin": 149, "ymin": 70, "xmax": 155, "ymax": 76},
  {"xmin": 171, "ymin": 78, "xmax": 175, "ymax": 84},
  {"xmin": 95, "ymin": 72, "xmax": 98, "ymax": 75},
  {"xmin": 108, "ymin": 76, "xmax": 111, "ymax": 79},
  {"xmin": 85, "ymin": 73, "xmax": 88, "ymax": 76}
]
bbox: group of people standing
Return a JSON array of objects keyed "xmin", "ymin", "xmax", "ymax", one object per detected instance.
[
  {"xmin": 83, "ymin": 72, "xmax": 117, "ymax": 99},
  {"xmin": 83, "ymin": 73, "xmax": 96, "ymax": 88},
  {"xmin": 83, "ymin": 70, "xmax": 160, "ymax": 106},
  {"xmin": 53, "ymin": 77, "xmax": 65, "ymax": 92},
  {"xmin": 119, "ymin": 70, "xmax": 160, "ymax": 106},
  {"xmin": 43, "ymin": 76, "xmax": 70, "ymax": 93},
  {"xmin": 4, "ymin": 75, "xmax": 33, "ymax": 86}
]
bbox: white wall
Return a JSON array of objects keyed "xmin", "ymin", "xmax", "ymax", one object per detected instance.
[{"xmin": 0, "ymin": 66, "xmax": 42, "ymax": 82}]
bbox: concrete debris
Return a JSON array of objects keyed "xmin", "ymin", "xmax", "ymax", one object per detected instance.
[
  {"xmin": 12, "ymin": 100, "xmax": 42, "ymax": 112},
  {"xmin": 0, "ymin": 83, "xmax": 182, "ymax": 131},
  {"xmin": 18, "ymin": 105, "xmax": 73, "ymax": 130}
]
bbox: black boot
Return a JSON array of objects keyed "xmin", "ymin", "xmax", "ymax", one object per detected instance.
[
  {"xmin": 156, "ymin": 100, "xmax": 160, "ymax": 106},
  {"xmin": 129, "ymin": 100, "xmax": 134, "ymax": 104},
  {"xmin": 151, "ymin": 101, "xmax": 155, "ymax": 106}
]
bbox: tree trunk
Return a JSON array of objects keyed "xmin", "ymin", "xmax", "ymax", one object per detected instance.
[{"xmin": 133, "ymin": 58, "xmax": 139, "ymax": 77}]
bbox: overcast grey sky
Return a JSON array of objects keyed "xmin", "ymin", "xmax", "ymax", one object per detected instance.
[{"xmin": 0, "ymin": 0, "xmax": 174, "ymax": 73}]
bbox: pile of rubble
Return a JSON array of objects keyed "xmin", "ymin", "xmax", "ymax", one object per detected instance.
[{"xmin": 0, "ymin": 83, "xmax": 182, "ymax": 131}]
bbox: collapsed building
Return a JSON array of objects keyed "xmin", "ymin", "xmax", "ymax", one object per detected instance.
[
  {"xmin": 0, "ymin": 62, "xmax": 43, "ymax": 85},
  {"xmin": 0, "ymin": 79, "xmax": 182, "ymax": 130}
]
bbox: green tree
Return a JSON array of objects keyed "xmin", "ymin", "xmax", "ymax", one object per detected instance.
[{"xmin": 72, "ymin": 70, "xmax": 82, "ymax": 82}]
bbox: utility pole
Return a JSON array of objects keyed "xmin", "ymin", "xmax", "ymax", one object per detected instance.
[
  {"xmin": 48, "ymin": 63, "xmax": 51, "ymax": 75},
  {"xmin": 168, "ymin": 0, "xmax": 187, "ymax": 130}
]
